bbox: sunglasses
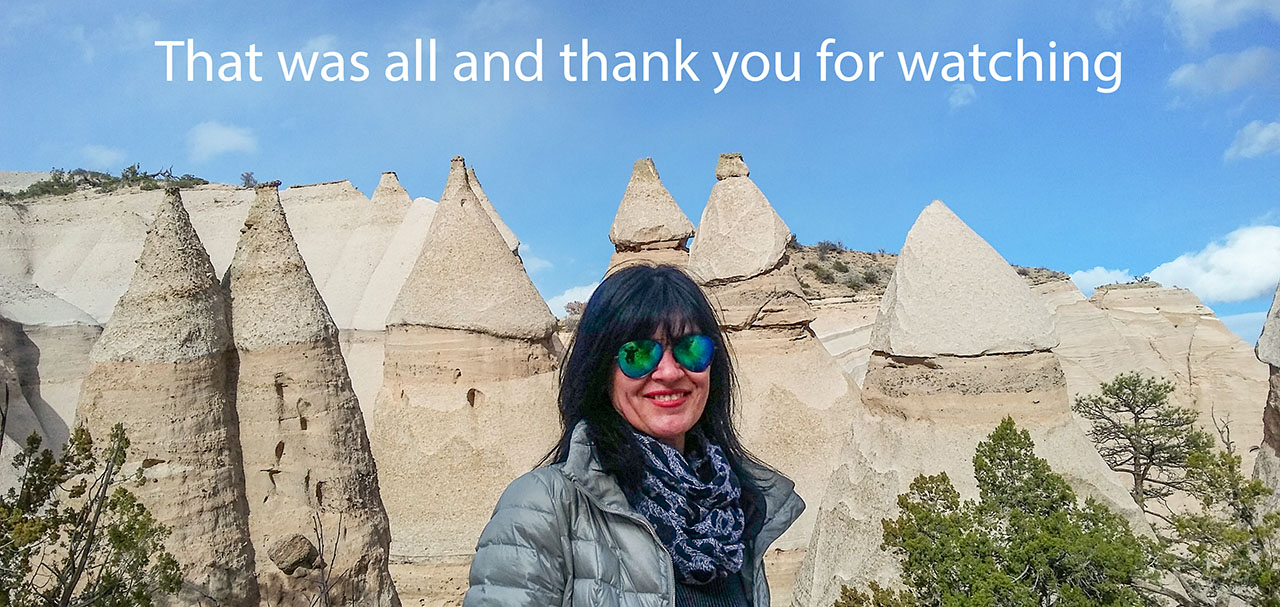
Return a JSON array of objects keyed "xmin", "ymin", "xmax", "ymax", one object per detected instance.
[{"xmin": 616, "ymin": 334, "xmax": 715, "ymax": 379}]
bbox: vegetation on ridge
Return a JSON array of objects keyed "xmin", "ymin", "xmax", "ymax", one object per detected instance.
[{"xmin": 0, "ymin": 165, "xmax": 208, "ymax": 202}]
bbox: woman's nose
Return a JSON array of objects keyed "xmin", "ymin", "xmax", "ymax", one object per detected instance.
[{"xmin": 649, "ymin": 349, "xmax": 683, "ymax": 380}]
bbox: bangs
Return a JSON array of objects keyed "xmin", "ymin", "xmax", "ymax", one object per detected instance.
[{"xmin": 590, "ymin": 270, "xmax": 717, "ymax": 348}]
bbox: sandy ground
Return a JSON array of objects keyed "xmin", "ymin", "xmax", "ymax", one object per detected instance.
[
  {"xmin": 389, "ymin": 548, "xmax": 806, "ymax": 606},
  {"xmin": 0, "ymin": 171, "xmax": 51, "ymax": 193}
]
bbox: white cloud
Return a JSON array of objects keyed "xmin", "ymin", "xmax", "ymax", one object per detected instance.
[
  {"xmin": 518, "ymin": 243, "xmax": 552, "ymax": 273},
  {"xmin": 1147, "ymin": 225, "xmax": 1280, "ymax": 302},
  {"xmin": 1169, "ymin": 0, "xmax": 1280, "ymax": 47},
  {"xmin": 300, "ymin": 34, "xmax": 338, "ymax": 56},
  {"xmin": 1168, "ymin": 47, "xmax": 1278, "ymax": 95},
  {"xmin": 1224, "ymin": 120, "xmax": 1280, "ymax": 160},
  {"xmin": 547, "ymin": 283, "xmax": 599, "ymax": 318},
  {"xmin": 1219, "ymin": 311, "xmax": 1268, "ymax": 343},
  {"xmin": 80, "ymin": 145, "xmax": 126, "ymax": 171},
  {"xmin": 948, "ymin": 84, "xmax": 977, "ymax": 109},
  {"xmin": 186, "ymin": 121, "xmax": 257, "ymax": 163},
  {"xmin": 1070, "ymin": 266, "xmax": 1136, "ymax": 295}
]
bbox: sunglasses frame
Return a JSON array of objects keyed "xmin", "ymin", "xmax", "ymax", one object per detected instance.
[{"xmin": 615, "ymin": 334, "xmax": 715, "ymax": 379}]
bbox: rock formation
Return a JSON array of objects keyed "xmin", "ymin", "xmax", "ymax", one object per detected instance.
[
  {"xmin": 226, "ymin": 183, "xmax": 400, "ymax": 606},
  {"xmin": 871, "ymin": 201, "xmax": 1057, "ymax": 356},
  {"xmin": 688, "ymin": 153, "xmax": 791, "ymax": 283},
  {"xmin": 687, "ymin": 153, "xmax": 858, "ymax": 549},
  {"xmin": 0, "ymin": 275, "xmax": 100, "ymax": 462},
  {"xmin": 1254, "ymin": 282, "xmax": 1280, "ymax": 513},
  {"xmin": 607, "ymin": 157, "xmax": 696, "ymax": 272},
  {"xmin": 791, "ymin": 200, "xmax": 1144, "ymax": 607},
  {"xmin": 73, "ymin": 188, "xmax": 259, "ymax": 607},
  {"xmin": 319, "ymin": 173, "xmax": 414, "ymax": 328},
  {"xmin": 466, "ymin": 166, "xmax": 520, "ymax": 254},
  {"xmin": 371, "ymin": 156, "xmax": 559, "ymax": 558}
]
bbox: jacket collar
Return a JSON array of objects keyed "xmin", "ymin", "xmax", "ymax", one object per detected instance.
[{"xmin": 558, "ymin": 420, "xmax": 805, "ymax": 552}]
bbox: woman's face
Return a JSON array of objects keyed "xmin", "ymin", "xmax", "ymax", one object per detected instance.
[{"xmin": 610, "ymin": 331, "xmax": 711, "ymax": 453}]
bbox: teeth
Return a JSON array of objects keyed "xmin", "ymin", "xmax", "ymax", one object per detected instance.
[{"xmin": 651, "ymin": 394, "xmax": 683, "ymax": 401}]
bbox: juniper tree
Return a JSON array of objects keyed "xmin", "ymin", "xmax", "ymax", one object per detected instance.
[
  {"xmin": 837, "ymin": 417, "xmax": 1152, "ymax": 607},
  {"xmin": 0, "ymin": 425, "xmax": 181, "ymax": 607}
]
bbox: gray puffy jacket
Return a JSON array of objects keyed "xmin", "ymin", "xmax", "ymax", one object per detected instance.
[{"xmin": 464, "ymin": 422, "xmax": 804, "ymax": 607}]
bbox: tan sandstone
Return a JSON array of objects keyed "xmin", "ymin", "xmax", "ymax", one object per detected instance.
[
  {"xmin": 373, "ymin": 157, "xmax": 560, "ymax": 558},
  {"xmin": 466, "ymin": 166, "xmax": 520, "ymax": 254},
  {"xmin": 1253, "ymin": 282, "xmax": 1280, "ymax": 514},
  {"xmin": 870, "ymin": 200, "xmax": 1058, "ymax": 356},
  {"xmin": 609, "ymin": 158, "xmax": 695, "ymax": 250},
  {"xmin": 792, "ymin": 203, "xmax": 1143, "ymax": 607},
  {"xmin": 688, "ymin": 153, "xmax": 791, "ymax": 283},
  {"xmin": 74, "ymin": 189, "xmax": 259, "ymax": 607},
  {"xmin": 227, "ymin": 184, "xmax": 400, "ymax": 606},
  {"xmin": 387, "ymin": 157, "xmax": 554, "ymax": 340}
]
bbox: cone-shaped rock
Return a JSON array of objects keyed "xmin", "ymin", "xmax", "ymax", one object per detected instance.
[
  {"xmin": 466, "ymin": 166, "xmax": 520, "ymax": 254},
  {"xmin": 227, "ymin": 184, "xmax": 400, "ymax": 606},
  {"xmin": 388, "ymin": 157, "xmax": 555, "ymax": 340},
  {"xmin": 688, "ymin": 153, "xmax": 791, "ymax": 283},
  {"xmin": 870, "ymin": 200, "xmax": 1058, "ymax": 357},
  {"xmin": 373, "ymin": 157, "xmax": 559, "ymax": 558},
  {"xmin": 371, "ymin": 171, "xmax": 413, "ymax": 220},
  {"xmin": 610, "ymin": 158, "xmax": 695, "ymax": 248},
  {"xmin": 793, "ymin": 203, "xmax": 1143, "ymax": 607},
  {"xmin": 607, "ymin": 158, "xmax": 696, "ymax": 273},
  {"xmin": 75, "ymin": 188, "xmax": 258, "ymax": 607},
  {"xmin": 1259, "ymin": 282, "xmax": 1280, "ymax": 367}
]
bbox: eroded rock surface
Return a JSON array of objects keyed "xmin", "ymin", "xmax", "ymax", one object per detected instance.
[
  {"xmin": 227, "ymin": 184, "xmax": 400, "ymax": 606},
  {"xmin": 794, "ymin": 202, "xmax": 1140, "ymax": 607},
  {"xmin": 869, "ymin": 200, "xmax": 1057, "ymax": 357},
  {"xmin": 688, "ymin": 153, "xmax": 791, "ymax": 283},
  {"xmin": 74, "ymin": 189, "xmax": 259, "ymax": 607},
  {"xmin": 373, "ymin": 157, "xmax": 560, "ymax": 558}
]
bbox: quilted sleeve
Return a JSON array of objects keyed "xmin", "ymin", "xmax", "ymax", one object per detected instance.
[{"xmin": 463, "ymin": 469, "xmax": 572, "ymax": 606}]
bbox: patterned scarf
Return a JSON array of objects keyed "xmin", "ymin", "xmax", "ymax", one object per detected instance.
[{"xmin": 627, "ymin": 429, "xmax": 746, "ymax": 585}]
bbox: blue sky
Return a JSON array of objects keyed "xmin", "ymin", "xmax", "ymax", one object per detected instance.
[{"xmin": 1, "ymin": 0, "xmax": 1277, "ymax": 342}]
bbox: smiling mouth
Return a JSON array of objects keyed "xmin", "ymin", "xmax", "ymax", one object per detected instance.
[{"xmin": 646, "ymin": 391, "xmax": 688, "ymax": 407}]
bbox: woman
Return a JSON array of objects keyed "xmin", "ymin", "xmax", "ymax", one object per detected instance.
[{"xmin": 464, "ymin": 264, "xmax": 804, "ymax": 607}]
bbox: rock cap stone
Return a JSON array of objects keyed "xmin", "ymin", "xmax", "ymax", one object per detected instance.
[
  {"xmin": 388, "ymin": 157, "xmax": 555, "ymax": 340},
  {"xmin": 370, "ymin": 171, "xmax": 413, "ymax": 222},
  {"xmin": 869, "ymin": 199, "xmax": 1058, "ymax": 357},
  {"xmin": 715, "ymin": 153, "xmax": 749, "ymax": 180},
  {"xmin": 609, "ymin": 158, "xmax": 696, "ymax": 249},
  {"xmin": 91, "ymin": 188, "xmax": 230, "ymax": 364},
  {"xmin": 688, "ymin": 154, "xmax": 790, "ymax": 283},
  {"xmin": 226, "ymin": 183, "xmax": 337, "ymax": 351},
  {"xmin": 1258, "ymin": 281, "xmax": 1280, "ymax": 366}
]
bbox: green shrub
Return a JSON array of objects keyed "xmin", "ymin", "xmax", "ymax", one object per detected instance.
[
  {"xmin": 844, "ymin": 277, "xmax": 865, "ymax": 291},
  {"xmin": 862, "ymin": 269, "xmax": 880, "ymax": 284},
  {"xmin": 831, "ymin": 260, "xmax": 849, "ymax": 273}
]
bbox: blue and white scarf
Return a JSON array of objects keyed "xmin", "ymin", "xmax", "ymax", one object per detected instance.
[{"xmin": 628, "ymin": 429, "xmax": 745, "ymax": 585}]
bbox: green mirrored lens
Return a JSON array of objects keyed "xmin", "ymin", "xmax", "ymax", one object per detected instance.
[
  {"xmin": 617, "ymin": 339, "xmax": 662, "ymax": 378},
  {"xmin": 673, "ymin": 334, "xmax": 714, "ymax": 373}
]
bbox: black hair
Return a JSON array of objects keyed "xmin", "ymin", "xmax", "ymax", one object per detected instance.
[{"xmin": 543, "ymin": 264, "xmax": 767, "ymax": 492}]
